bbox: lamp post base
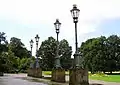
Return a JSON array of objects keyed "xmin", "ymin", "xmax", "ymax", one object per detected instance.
[
  {"xmin": 28, "ymin": 68, "xmax": 42, "ymax": 78},
  {"xmin": 34, "ymin": 68, "xmax": 42, "ymax": 78},
  {"xmin": 51, "ymin": 68, "xmax": 65, "ymax": 83},
  {"xmin": 27, "ymin": 68, "xmax": 32, "ymax": 76},
  {"xmin": 69, "ymin": 68, "xmax": 89, "ymax": 85},
  {"xmin": 0, "ymin": 72, "xmax": 3, "ymax": 76}
]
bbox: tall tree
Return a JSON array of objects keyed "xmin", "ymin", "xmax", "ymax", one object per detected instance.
[
  {"xmin": 10, "ymin": 37, "xmax": 29, "ymax": 59},
  {"xmin": 59, "ymin": 39, "xmax": 72, "ymax": 70},
  {"xmin": 80, "ymin": 35, "xmax": 120, "ymax": 73},
  {"xmin": 5, "ymin": 46, "xmax": 17, "ymax": 73},
  {"xmin": 38, "ymin": 37, "xmax": 57, "ymax": 70},
  {"xmin": 105, "ymin": 35, "xmax": 120, "ymax": 73},
  {"xmin": 0, "ymin": 32, "xmax": 8, "ymax": 73},
  {"xmin": 80, "ymin": 36, "xmax": 107, "ymax": 73},
  {"xmin": 38, "ymin": 37, "xmax": 72, "ymax": 70}
]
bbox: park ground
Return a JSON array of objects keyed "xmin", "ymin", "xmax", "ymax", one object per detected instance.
[{"xmin": 2, "ymin": 72, "xmax": 120, "ymax": 85}]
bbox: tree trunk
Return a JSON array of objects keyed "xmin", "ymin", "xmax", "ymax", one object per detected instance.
[{"xmin": 110, "ymin": 71, "xmax": 112, "ymax": 74}]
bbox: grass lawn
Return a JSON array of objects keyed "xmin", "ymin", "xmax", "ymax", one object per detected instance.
[
  {"xmin": 43, "ymin": 71, "xmax": 52, "ymax": 75},
  {"xmin": 89, "ymin": 74, "xmax": 120, "ymax": 82},
  {"xmin": 42, "ymin": 71, "xmax": 69, "ymax": 75}
]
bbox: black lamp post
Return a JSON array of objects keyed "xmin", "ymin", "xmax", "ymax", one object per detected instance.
[
  {"xmin": 54, "ymin": 19, "xmax": 61, "ymax": 68},
  {"xmin": 70, "ymin": 4, "xmax": 81, "ymax": 68},
  {"xmin": 35, "ymin": 34, "xmax": 40, "ymax": 68},
  {"xmin": 30, "ymin": 39, "xmax": 34, "ymax": 68}
]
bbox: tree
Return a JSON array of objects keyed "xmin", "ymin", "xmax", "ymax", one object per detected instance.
[
  {"xmin": 80, "ymin": 35, "xmax": 120, "ymax": 73},
  {"xmin": 0, "ymin": 52, "xmax": 7, "ymax": 72},
  {"xmin": 59, "ymin": 39, "xmax": 72, "ymax": 70},
  {"xmin": 2, "ymin": 45, "xmax": 18, "ymax": 73},
  {"xmin": 105, "ymin": 35, "xmax": 120, "ymax": 73},
  {"xmin": 80, "ymin": 36, "xmax": 107, "ymax": 73},
  {"xmin": 0, "ymin": 32, "xmax": 8, "ymax": 53},
  {"xmin": 18, "ymin": 57, "xmax": 31, "ymax": 73},
  {"xmin": 10, "ymin": 37, "xmax": 29, "ymax": 59},
  {"xmin": 38, "ymin": 37, "xmax": 57, "ymax": 70},
  {"xmin": 0, "ymin": 34, "xmax": 31, "ymax": 73},
  {"xmin": 0, "ymin": 32, "xmax": 8, "ymax": 74},
  {"xmin": 38, "ymin": 37, "xmax": 72, "ymax": 70}
]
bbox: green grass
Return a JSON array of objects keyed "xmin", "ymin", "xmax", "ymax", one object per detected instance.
[
  {"xmin": 89, "ymin": 74, "xmax": 120, "ymax": 82},
  {"xmin": 43, "ymin": 71, "xmax": 52, "ymax": 75},
  {"xmin": 42, "ymin": 71, "xmax": 69, "ymax": 75}
]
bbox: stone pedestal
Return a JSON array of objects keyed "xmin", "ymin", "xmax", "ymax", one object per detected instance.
[
  {"xmin": 27, "ymin": 68, "xmax": 42, "ymax": 78},
  {"xmin": 35, "ymin": 68, "xmax": 42, "ymax": 78},
  {"xmin": 69, "ymin": 68, "xmax": 89, "ymax": 85},
  {"xmin": 51, "ymin": 68, "xmax": 65, "ymax": 82},
  {"xmin": 27, "ymin": 68, "xmax": 32, "ymax": 76},
  {"xmin": 0, "ymin": 72, "xmax": 3, "ymax": 76}
]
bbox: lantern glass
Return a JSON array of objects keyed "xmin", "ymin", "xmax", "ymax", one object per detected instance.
[
  {"xmin": 70, "ymin": 4, "xmax": 80, "ymax": 19},
  {"xmin": 54, "ymin": 19, "xmax": 61, "ymax": 32},
  {"xmin": 30, "ymin": 39, "xmax": 34, "ymax": 47},
  {"xmin": 35, "ymin": 34, "xmax": 39, "ymax": 42}
]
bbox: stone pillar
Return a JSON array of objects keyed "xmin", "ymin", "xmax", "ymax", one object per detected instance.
[
  {"xmin": 0, "ymin": 72, "xmax": 3, "ymax": 76},
  {"xmin": 35, "ymin": 68, "xmax": 42, "ymax": 78},
  {"xmin": 28, "ymin": 68, "xmax": 34, "ymax": 77},
  {"xmin": 69, "ymin": 68, "xmax": 89, "ymax": 85},
  {"xmin": 27, "ymin": 68, "xmax": 42, "ymax": 78},
  {"xmin": 52, "ymin": 68, "xmax": 65, "ymax": 82},
  {"xmin": 27, "ymin": 68, "xmax": 31, "ymax": 76}
]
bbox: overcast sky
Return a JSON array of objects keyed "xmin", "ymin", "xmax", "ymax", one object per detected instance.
[{"xmin": 0, "ymin": 0, "xmax": 120, "ymax": 57}]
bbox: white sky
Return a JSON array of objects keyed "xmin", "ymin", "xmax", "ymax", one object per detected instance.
[{"xmin": 0, "ymin": 0, "xmax": 120, "ymax": 57}]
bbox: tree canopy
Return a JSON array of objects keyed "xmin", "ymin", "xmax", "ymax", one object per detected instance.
[
  {"xmin": 38, "ymin": 37, "xmax": 72, "ymax": 70},
  {"xmin": 80, "ymin": 35, "xmax": 120, "ymax": 73},
  {"xmin": 10, "ymin": 37, "xmax": 30, "ymax": 59}
]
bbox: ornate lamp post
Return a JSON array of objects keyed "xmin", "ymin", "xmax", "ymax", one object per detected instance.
[
  {"xmin": 28, "ymin": 35, "xmax": 42, "ymax": 78},
  {"xmin": 35, "ymin": 34, "xmax": 40, "ymax": 68},
  {"xmin": 52, "ymin": 19, "xmax": 65, "ymax": 82},
  {"xmin": 69, "ymin": 4, "xmax": 88, "ymax": 85},
  {"xmin": 54, "ymin": 19, "xmax": 61, "ymax": 68},
  {"xmin": 70, "ymin": 4, "xmax": 81, "ymax": 68},
  {"xmin": 30, "ymin": 39, "xmax": 34, "ymax": 68}
]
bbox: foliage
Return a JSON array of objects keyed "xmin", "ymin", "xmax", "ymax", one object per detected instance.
[
  {"xmin": 4, "ymin": 47, "xmax": 18, "ymax": 73},
  {"xmin": 59, "ymin": 39, "xmax": 72, "ymax": 69},
  {"xmin": 0, "ymin": 32, "xmax": 31, "ymax": 73},
  {"xmin": 0, "ymin": 32, "xmax": 8, "ymax": 72},
  {"xmin": 80, "ymin": 35, "xmax": 120, "ymax": 73},
  {"xmin": 18, "ymin": 57, "xmax": 31, "ymax": 73},
  {"xmin": 10, "ymin": 37, "xmax": 30, "ymax": 59},
  {"xmin": 38, "ymin": 37, "xmax": 57, "ymax": 70},
  {"xmin": 38, "ymin": 37, "xmax": 72, "ymax": 70},
  {"xmin": 1, "ymin": 31, "xmax": 120, "ymax": 74}
]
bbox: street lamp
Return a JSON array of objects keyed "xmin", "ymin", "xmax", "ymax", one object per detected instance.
[
  {"xmin": 69, "ymin": 5, "xmax": 89, "ymax": 85},
  {"xmin": 54, "ymin": 19, "xmax": 61, "ymax": 68},
  {"xmin": 30, "ymin": 39, "xmax": 34, "ymax": 68},
  {"xmin": 35, "ymin": 34, "xmax": 40, "ymax": 68},
  {"xmin": 70, "ymin": 4, "xmax": 81, "ymax": 68},
  {"xmin": 51, "ymin": 19, "xmax": 65, "ymax": 82}
]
